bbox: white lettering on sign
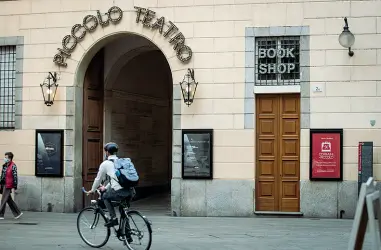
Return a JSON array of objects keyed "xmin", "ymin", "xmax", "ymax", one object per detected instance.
[
  {"xmin": 258, "ymin": 48, "xmax": 295, "ymax": 59},
  {"xmin": 257, "ymin": 47, "xmax": 297, "ymax": 75},
  {"xmin": 258, "ymin": 63, "xmax": 295, "ymax": 74}
]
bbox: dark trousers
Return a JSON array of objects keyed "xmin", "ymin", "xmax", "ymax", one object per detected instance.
[
  {"xmin": 0, "ymin": 188, "xmax": 21, "ymax": 217},
  {"xmin": 103, "ymin": 188, "xmax": 133, "ymax": 218}
]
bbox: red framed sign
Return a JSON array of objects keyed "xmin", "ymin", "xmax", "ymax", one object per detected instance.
[{"xmin": 309, "ymin": 129, "xmax": 343, "ymax": 181}]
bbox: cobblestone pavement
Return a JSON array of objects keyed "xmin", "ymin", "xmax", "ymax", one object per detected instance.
[{"xmin": 0, "ymin": 211, "xmax": 374, "ymax": 250}]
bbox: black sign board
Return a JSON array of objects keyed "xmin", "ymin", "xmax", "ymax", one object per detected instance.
[
  {"xmin": 358, "ymin": 141, "xmax": 373, "ymax": 195},
  {"xmin": 35, "ymin": 129, "xmax": 64, "ymax": 177},
  {"xmin": 181, "ymin": 129, "xmax": 213, "ymax": 179}
]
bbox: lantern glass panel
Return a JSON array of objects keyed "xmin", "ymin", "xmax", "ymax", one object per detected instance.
[
  {"xmin": 179, "ymin": 70, "xmax": 198, "ymax": 106},
  {"xmin": 339, "ymin": 30, "xmax": 355, "ymax": 48},
  {"xmin": 40, "ymin": 75, "xmax": 58, "ymax": 106}
]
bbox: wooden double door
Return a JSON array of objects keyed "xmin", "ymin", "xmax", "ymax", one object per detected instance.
[
  {"xmin": 82, "ymin": 50, "xmax": 105, "ymax": 207},
  {"xmin": 255, "ymin": 94, "xmax": 300, "ymax": 212}
]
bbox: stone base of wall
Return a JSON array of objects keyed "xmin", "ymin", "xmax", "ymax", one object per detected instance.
[
  {"xmin": 170, "ymin": 179, "xmax": 360, "ymax": 218},
  {"xmin": 300, "ymin": 180, "xmax": 358, "ymax": 219},
  {"xmin": 12, "ymin": 176, "xmax": 81, "ymax": 213},
  {"xmin": 12, "ymin": 177, "xmax": 362, "ymax": 219},
  {"xmin": 171, "ymin": 179, "xmax": 254, "ymax": 217}
]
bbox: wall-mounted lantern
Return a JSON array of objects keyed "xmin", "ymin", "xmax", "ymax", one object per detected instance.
[
  {"xmin": 40, "ymin": 72, "xmax": 58, "ymax": 106},
  {"xmin": 179, "ymin": 68, "xmax": 198, "ymax": 107},
  {"xmin": 338, "ymin": 17, "xmax": 355, "ymax": 57}
]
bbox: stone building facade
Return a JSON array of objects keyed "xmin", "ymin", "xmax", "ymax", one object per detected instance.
[{"xmin": 0, "ymin": 0, "xmax": 380, "ymax": 218}]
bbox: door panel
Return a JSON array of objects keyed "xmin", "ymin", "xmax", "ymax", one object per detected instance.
[
  {"xmin": 256, "ymin": 95, "xmax": 279, "ymax": 211},
  {"xmin": 279, "ymin": 94, "xmax": 300, "ymax": 212},
  {"xmin": 255, "ymin": 94, "xmax": 300, "ymax": 212},
  {"xmin": 82, "ymin": 50, "xmax": 104, "ymax": 207}
]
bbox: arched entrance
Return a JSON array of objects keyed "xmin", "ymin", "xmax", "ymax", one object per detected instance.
[
  {"xmin": 57, "ymin": 5, "xmax": 193, "ymax": 215},
  {"xmin": 80, "ymin": 34, "xmax": 173, "ymax": 214}
]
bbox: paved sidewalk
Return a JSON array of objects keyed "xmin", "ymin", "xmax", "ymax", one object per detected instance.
[{"xmin": 0, "ymin": 211, "xmax": 374, "ymax": 250}]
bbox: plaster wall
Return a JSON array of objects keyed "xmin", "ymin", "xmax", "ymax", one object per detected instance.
[{"xmin": 0, "ymin": 0, "xmax": 380, "ymax": 217}]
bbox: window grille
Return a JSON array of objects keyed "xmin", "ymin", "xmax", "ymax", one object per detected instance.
[
  {"xmin": 255, "ymin": 36, "xmax": 300, "ymax": 86},
  {"xmin": 0, "ymin": 46, "xmax": 16, "ymax": 129}
]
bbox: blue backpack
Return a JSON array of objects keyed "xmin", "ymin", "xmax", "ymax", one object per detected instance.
[{"xmin": 109, "ymin": 158, "xmax": 139, "ymax": 188}]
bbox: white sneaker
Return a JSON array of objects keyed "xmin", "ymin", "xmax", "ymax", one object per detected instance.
[
  {"xmin": 14, "ymin": 213, "xmax": 23, "ymax": 220},
  {"xmin": 0, "ymin": 217, "xmax": 4, "ymax": 220}
]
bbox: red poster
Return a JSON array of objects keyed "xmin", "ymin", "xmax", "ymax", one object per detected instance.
[{"xmin": 311, "ymin": 132, "xmax": 342, "ymax": 179}]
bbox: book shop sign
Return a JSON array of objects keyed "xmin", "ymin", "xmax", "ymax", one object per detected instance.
[
  {"xmin": 53, "ymin": 6, "xmax": 192, "ymax": 67},
  {"xmin": 258, "ymin": 48, "xmax": 296, "ymax": 74}
]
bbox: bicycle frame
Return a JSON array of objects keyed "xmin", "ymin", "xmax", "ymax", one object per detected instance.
[
  {"xmin": 80, "ymin": 187, "xmax": 153, "ymax": 249},
  {"xmin": 87, "ymin": 189, "xmax": 132, "ymax": 239}
]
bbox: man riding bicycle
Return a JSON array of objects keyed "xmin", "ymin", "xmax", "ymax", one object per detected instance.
[{"xmin": 85, "ymin": 142, "xmax": 134, "ymax": 227}]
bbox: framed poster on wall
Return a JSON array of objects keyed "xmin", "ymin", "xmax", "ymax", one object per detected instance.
[
  {"xmin": 182, "ymin": 129, "xmax": 213, "ymax": 179},
  {"xmin": 309, "ymin": 129, "xmax": 343, "ymax": 181},
  {"xmin": 35, "ymin": 129, "xmax": 64, "ymax": 177}
]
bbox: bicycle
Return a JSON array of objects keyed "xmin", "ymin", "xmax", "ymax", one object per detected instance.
[{"xmin": 77, "ymin": 188, "xmax": 152, "ymax": 250}]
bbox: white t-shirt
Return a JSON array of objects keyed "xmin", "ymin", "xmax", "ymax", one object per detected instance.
[{"xmin": 90, "ymin": 155, "xmax": 122, "ymax": 192}]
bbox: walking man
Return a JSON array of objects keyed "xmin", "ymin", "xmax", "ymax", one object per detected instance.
[{"xmin": 0, "ymin": 152, "xmax": 23, "ymax": 220}]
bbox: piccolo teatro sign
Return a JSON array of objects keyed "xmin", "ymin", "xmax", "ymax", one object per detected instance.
[
  {"xmin": 134, "ymin": 6, "xmax": 192, "ymax": 63},
  {"xmin": 53, "ymin": 6, "xmax": 193, "ymax": 67}
]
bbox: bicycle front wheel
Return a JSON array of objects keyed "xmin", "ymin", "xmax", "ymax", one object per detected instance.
[
  {"xmin": 121, "ymin": 210, "xmax": 152, "ymax": 250},
  {"xmin": 77, "ymin": 206, "xmax": 110, "ymax": 248}
]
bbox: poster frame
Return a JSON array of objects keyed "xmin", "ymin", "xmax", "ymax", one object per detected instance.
[
  {"xmin": 181, "ymin": 129, "xmax": 213, "ymax": 180},
  {"xmin": 35, "ymin": 129, "xmax": 64, "ymax": 178},
  {"xmin": 309, "ymin": 128, "xmax": 343, "ymax": 181}
]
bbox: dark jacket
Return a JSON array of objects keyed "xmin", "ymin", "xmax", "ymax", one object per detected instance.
[{"xmin": 0, "ymin": 162, "xmax": 18, "ymax": 190}]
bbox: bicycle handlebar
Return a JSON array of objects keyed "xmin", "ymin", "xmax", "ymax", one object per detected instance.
[{"xmin": 81, "ymin": 187, "xmax": 101, "ymax": 196}]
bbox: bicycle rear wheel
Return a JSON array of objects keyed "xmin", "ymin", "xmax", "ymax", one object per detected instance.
[
  {"xmin": 77, "ymin": 207, "xmax": 111, "ymax": 248},
  {"xmin": 121, "ymin": 210, "xmax": 152, "ymax": 250}
]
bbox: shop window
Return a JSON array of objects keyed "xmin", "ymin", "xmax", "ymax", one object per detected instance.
[
  {"xmin": 255, "ymin": 36, "xmax": 300, "ymax": 86},
  {"xmin": 0, "ymin": 45, "xmax": 16, "ymax": 129}
]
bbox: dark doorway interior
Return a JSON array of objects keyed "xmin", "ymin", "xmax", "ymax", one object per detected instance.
[{"xmin": 82, "ymin": 39, "xmax": 173, "ymax": 214}]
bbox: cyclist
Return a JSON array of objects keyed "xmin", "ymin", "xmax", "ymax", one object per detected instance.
[{"xmin": 85, "ymin": 142, "xmax": 133, "ymax": 227}]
